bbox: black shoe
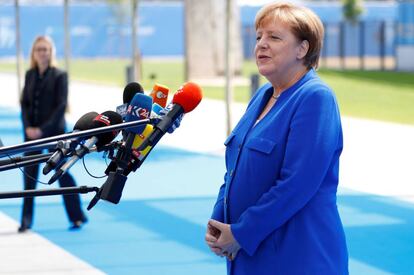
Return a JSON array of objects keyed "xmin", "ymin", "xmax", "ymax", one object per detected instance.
[
  {"xmin": 69, "ymin": 219, "xmax": 87, "ymax": 230},
  {"xmin": 18, "ymin": 225, "xmax": 31, "ymax": 233}
]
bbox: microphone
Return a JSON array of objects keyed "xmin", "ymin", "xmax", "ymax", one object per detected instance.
[
  {"xmin": 48, "ymin": 111, "xmax": 122, "ymax": 184},
  {"xmin": 124, "ymin": 93, "xmax": 153, "ymax": 135},
  {"xmin": 122, "ymin": 82, "xmax": 202, "ymax": 177},
  {"xmin": 121, "ymin": 102, "xmax": 163, "ymax": 175},
  {"xmin": 137, "ymin": 82, "xmax": 203, "ymax": 151},
  {"xmin": 124, "ymin": 82, "xmax": 144, "ymax": 104},
  {"xmin": 122, "ymin": 124, "xmax": 154, "ymax": 175},
  {"xmin": 136, "ymin": 102, "xmax": 164, "ymax": 148},
  {"xmin": 104, "ymin": 93, "xmax": 154, "ymax": 175},
  {"xmin": 99, "ymin": 94, "xmax": 153, "ymax": 204},
  {"xmin": 150, "ymin": 103, "xmax": 164, "ymax": 119},
  {"xmin": 149, "ymin": 83, "xmax": 169, "ymax": 108},
  {"xmin": 104, "ymin": 101, "xmax": 163, "ymax": 177},
  {"xmin": 130, "ymin": 102, "xmax": 163, "ymax": 158},
  {"xmin": 132, "ymin": 124, "xmax": 154, "ymax": 156},
  {"xmin": 42, "ymin": 111, "xmax": 98, "ymax": 175},
  {"xmin": 116, "ymin": 82, "xmax": 144, "ymax": 118}
]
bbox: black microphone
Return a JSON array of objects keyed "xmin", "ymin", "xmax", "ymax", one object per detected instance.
[
  {"xmin": 116, "ymin": 82, "xmax": 144, "ymax": 118},
  {"xmin": 99, "ymin": 94, "xmax": 153, "ymax": 204},
  {"xmin": 42, "ymin": 111, "xmax": 98, "ymax": 175},
  {"xmin": 48, "ymin": 111, "xmax": 123, "ymax": 184}
]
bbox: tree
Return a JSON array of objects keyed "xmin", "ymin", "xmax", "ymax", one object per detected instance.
[
  {"xmin": 184, "ymin": 0, "xmax": 243, "ymax": 80},
  {"xmin": 342, "ymin": 0, "xmax": 364, "ymax": 23}
]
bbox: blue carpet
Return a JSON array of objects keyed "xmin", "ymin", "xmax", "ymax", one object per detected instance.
[{"xmin": 1, "ymin": 193, "xmax": 414, "ymax": 274}]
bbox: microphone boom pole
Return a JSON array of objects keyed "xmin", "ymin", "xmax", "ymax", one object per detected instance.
[
  {"xmin": 0, "ymin": 119, "xmax": 152, "ymax": 157},
  {"xmin": 0, "ymin": 152, "xmax": 54, "ymax": 172},
  {"xmin": 0, "ymin": 186, "xmax": 99, "ymax": 199}
]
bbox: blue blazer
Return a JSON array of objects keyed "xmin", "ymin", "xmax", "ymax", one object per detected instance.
[{"xmin": 211, "ymin": 69, "xmax": 348, "ymax": 274}]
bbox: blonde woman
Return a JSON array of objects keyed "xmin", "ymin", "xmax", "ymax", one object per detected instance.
[
  {"xmin": 206, "ymin": 3, "xmax": 348, "ymax": 274},
  {"xmin": 19, "ymin": 35, "xmax": 87, "ymax": 233}
]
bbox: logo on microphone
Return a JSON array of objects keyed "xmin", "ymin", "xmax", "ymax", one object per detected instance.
[
  {"xmin": 128, "ymin": 106, "xmax": 150, "ymax": 119},
  {"xmin": 132, "ymin": 149, "xmax": 142, "ymax": 159},
  {"xmin": 176, "ymin": 85, "xmax": 184, "ymax": 95},
  {"xmin": 116, "ymin": 104, "xmax": 128, "ymax": 118},
  {"xmin": 94, "ymin": 114, "xmax": 111, "ymax": 125},
  {"xmin": 156, "ymin": 91, "xmax": 167, "ymax": 99}
]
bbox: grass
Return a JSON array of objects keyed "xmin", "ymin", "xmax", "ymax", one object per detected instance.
[
  {"xmin": 0, "ymin": 58, "xmax": 413, "ymax": 125},
  {"xmin": 318, "ymin": 69, "xmax": 414, "ymax": 125}
]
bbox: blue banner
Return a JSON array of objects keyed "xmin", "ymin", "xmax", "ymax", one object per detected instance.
[
  {"xmin": 0, "ymin": 2, "xmax": 398, "ymax": 58},
  {"xmin": 397, "ymin": 1, "xmax": 414, "ymax": 45}
]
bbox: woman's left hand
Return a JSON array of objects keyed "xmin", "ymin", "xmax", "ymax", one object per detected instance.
[{"xmin": 208, "ymin": 219, "xmax": 241, "ymax": 259}]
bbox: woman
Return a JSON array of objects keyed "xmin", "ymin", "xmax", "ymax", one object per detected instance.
[
  {"xmin": 206, "ymin": 2, "xmax": 348, "ymax": 274},
  {"xmin": 19, "ymin": 35, "xmax": 87, "ymax": 232}
]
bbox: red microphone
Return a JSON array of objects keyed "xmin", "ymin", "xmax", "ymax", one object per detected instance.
[
  {"xmin": 172, "ymin": 82, "xmax": 203, "ymax": 113},
  {"xmin": 137, "ymin": 82, "xmax": 202, "ymax": 151}
]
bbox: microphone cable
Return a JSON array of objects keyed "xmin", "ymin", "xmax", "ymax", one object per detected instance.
[
  {"xmin": 78, "ymin": 139, "xmax": 123, "ymax": 180},
  {"xmin": 81, "ymin": 157, "xmax": 107, "ymax": 179},
  {"xmin": 2, "ymin": 153, "xmax": 50, "ymax": 185},
  {"xmin": 2, "ymin": 143, "xmax": 114, "ymax": 185}
]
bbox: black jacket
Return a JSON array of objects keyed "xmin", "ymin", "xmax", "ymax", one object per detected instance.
[{"xmin": 20, "ymin": 67, "xmax": 68, "ymax": 139}]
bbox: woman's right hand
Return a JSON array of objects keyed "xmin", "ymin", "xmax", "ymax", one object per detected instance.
[
  {"xmin": 26, "ymin": 127, "xmax": 42, "ymax": 139},
  {"xmin": 208, "ymin": 220, "xmax": 240, "ymax": 259},
  {"xmin": 205, "ymin": 222, "xmax": 224, "ymax": 256}
]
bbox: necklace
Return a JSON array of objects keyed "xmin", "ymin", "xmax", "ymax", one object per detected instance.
[{"xmin": 271, "ymin": 93, "xmax": 280, "ymax": 100}]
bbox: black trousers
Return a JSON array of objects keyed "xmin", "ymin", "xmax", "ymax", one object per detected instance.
[{"xmin": 20, "ymin": 150, "xmax": 87, "ymax": 228}]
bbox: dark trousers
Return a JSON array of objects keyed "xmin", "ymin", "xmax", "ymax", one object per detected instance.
[{"xmin": 20, "ymin": 150, "xmax": 87, "ymax": 228}]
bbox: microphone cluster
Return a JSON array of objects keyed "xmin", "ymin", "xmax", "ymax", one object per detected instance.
[{"xmin": 40, "ymin": 81, "xmax": 203, "ymax": 209}]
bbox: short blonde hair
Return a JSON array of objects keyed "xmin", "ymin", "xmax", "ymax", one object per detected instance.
[
  {"xmin": 29, "ymin": 35, "xmax": 58, "ymax": 69},
  {"xmin": 255, "ymin": 2, "xmax": 324, "ymax": 69}
]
